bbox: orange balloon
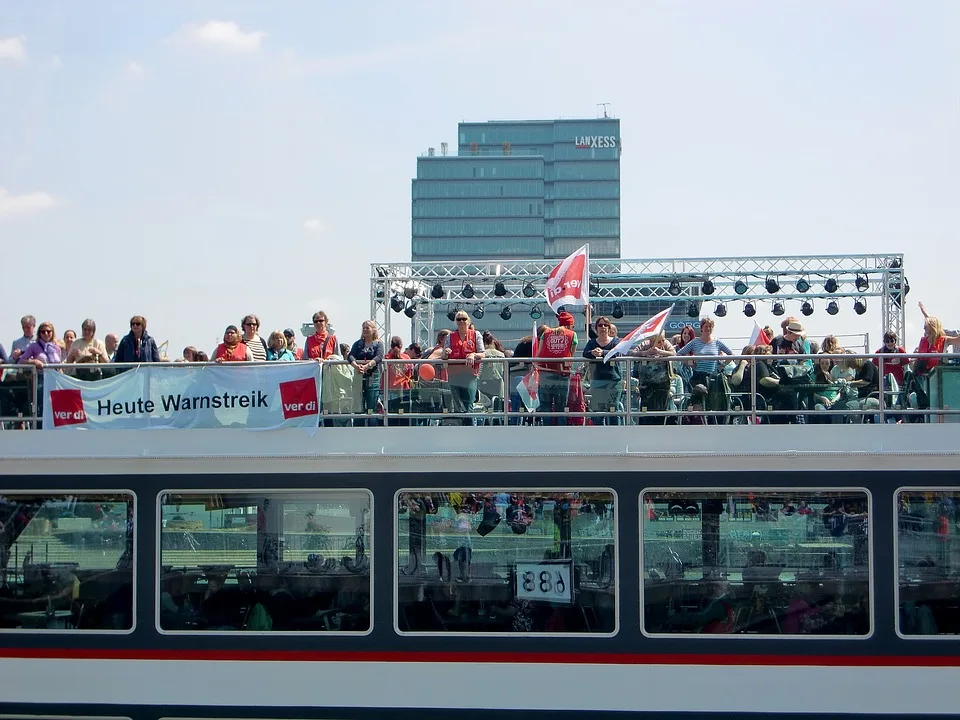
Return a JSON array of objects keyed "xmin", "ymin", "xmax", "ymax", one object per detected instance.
[{"xmin": 418, "ymin": 363, "xmax": 436, "ymax": 381}]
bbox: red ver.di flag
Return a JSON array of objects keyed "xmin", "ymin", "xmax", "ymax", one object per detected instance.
[
  {"xmin": 603, "ymin": 305, "xmax": 675, "ymax": 363},
  {"xmin": 545, "ymin": 244, "xmax": 590, "ymax": 312}
]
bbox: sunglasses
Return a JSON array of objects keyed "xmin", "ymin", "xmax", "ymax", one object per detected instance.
[
  {"xmin": 130, "ymin": 322, "xmax": 143, "ymax": 327},
  {"xmin": 456, "ymin": 318, "xmax": 469, "ymax": 322},
  {"xmin": 596, "ymin": 323, "xmax": 610, "ymax": 328},
  {"xmin": 243, "ymin": 322, "xmax": 258, "ymax": 327},
  {"xmin": 313, "ymin": 318, "xmax": 326, "ymax": 323}
]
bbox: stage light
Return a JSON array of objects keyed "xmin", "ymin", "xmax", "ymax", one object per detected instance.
[
  {"xmin": 589, "ymin": 279, "xmax": 601, "ymax": 296},
  {"xmin": 715, "ymin": 303, "xmax": 727, "ymax": 318},
  {"xmin": 522, "ymin": 281, "xmax": 536, "ymax": 298},
  {"xmin": 499, "ymin": 306, "xmax": 512, "ymax": 321},
  {"xmin": 530, "ymin": 305, "xmax": 542, "ymax": 320},
  {"xmin": 796, "ymin": 277, "xmax": 810, "ymax": 293},
  {"xmin": 855, "ymin": 274, "xmax": 869, "ymax": 292},
  {"xmin": 668, "ymin": 279, "xmax": 682, "ymax": 296},
  {"xmin": 403, "ymin": 282, "xmax": 418, "ymax": 300},
  {"xmin": 403, "ymin": 303, "xmax": 417, "ymax": 319},
  {"xmin": 765, "ymin": 276, "xmax": 781, "ymax": 294},
  {"xmin": 472, "ymin": 304, "xmax": 485, "ymax": 320},
  {"xmin": 744, "ymin": 302, "xmax": 756, "ymax": 318},
  {"xmin": 801, "ymin": 301, "xmax": 814, "ymax": 317},
  {"xmin": 494, "ymin": 280, "xmax": 508, "ymax": 297},
  {"xmin": 390, "ymin": 295, "xmax": 404, "ymax": 313},
  {"xmin": 734, "ymin": 279, "xmax": 748, "ymax": 295},
  {"xmin": 772, "ymin": 301, "xmax": 785, "ymax": 316},
  {"xmin": 826, "ymin": 300, "xmax": 839, "ymax": 316},
  {"xmin": 853, "ymin": 298, "xmax": 867, "ymax": 315},
  {"xmin": 462, "ymin": 282, "xmax": 475, "ymax": 299},
  {"xmin": 431, "ymin": 282, "xmax": 445, "ymax": 299},
  {"xmin": 824, "ymin": 278, "xmax": 838, "ymax": 294},
  {"xmin": 687, "ymin": 301, "xmax": 699, "ymax": 318},
  {"xmin": 612, "ymin": 303, "xmax": 624, "ymax": 319},
  {"xmin": 447, "ymin": 306, "xmax": 458, "ymax": 322},
  {"xmin": 701, "ymin": 279, "xmax": 715, "ymax": 295}
]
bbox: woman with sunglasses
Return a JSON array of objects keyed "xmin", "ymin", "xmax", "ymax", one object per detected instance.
[
  {"xmin": 442, "ymin": 312, "xmax": 484, "ymax": 425},
  {"xmin": 348, "ymin": 320, "xmax": 384, "ymax": 426},
  {"xmin": 581, "ymin": 316, "xmax": 622, "ymax": 425},
  {"xmin": 113, "ymin": 315, "xmax": 161, "ymax": 365}
]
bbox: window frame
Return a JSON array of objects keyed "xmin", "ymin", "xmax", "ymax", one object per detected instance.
[
  {"xmin": 392, "ymin": 486, "xmax": 620, "ymax": 638},
  {"xmin": 0, "ymin": 488, "xmax": 137, "ymax": 635},
  {"xmin": 894, "ymin": 485, "xmax": 960, "ymax": 640},
  {"xmin": 155, "ymin": 487, "xmax": 374, "ymax": 636},
  {"xmin": 639, "ymin": 485, "xmax": 874, "ymax": 640}
]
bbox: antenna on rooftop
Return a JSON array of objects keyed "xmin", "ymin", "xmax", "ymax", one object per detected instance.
[{"xmin": 598, "ymin": 103, "xmax": 611, "ymax": 118}]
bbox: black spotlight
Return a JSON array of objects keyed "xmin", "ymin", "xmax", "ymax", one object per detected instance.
[
  {"xmin": 403, "ymin": 303, "xmax": 417, "ymax": 319},
  {"xmin": 447, "ymin": 306, "xmax": 459, "ymax": 322},
  {"xmin": 826, "ymin": 300, "xmax": 839, "ymax": 316},
  {"xmin": 824, "ymin": 278, "xmax": 838, "ymax": 294},
  {"xmin": 462, "ymin": 282, "xmax": 475, "ymax": 299},
  {"xmin": 853, "ymin": 298, "xmax": 867, "ymax": 315},
  {"xmin": 772, "ymin": 301, "xmax": 785, "ymax": 316},
  {"xmin": 890, "ymin": 257, "xmax": 902, "ymax": 269},
  {"xmin": 715, "ymin": 302, "xmax": 727, "ymax": 318},
  {"xmin": 499, "ymin": 306, "xmax": 512, "ymax": 321},
  {"xmin": 796, "ymin": 277, "xmax": 810, "ymax": 293},
  {"xmin": 589, "ymin": 279, "xmax": 601, "ymax": 296},
  {"xmin": 390, "ymin": 294, "xmax": 404, "ymax": 313},
  {"xmin": 701, "ymin": 279, "xmax": 715, "ymax": 295},
  {"xmin": 522, "ymin": 281, "xmax": 536, "ymax": 298},
  {"xmin": 611, "ymin": 303, "xmax": 624, "ymax": 319},
  {"xmin": 744, "ymin": 302, "xmax": 756, "ymax": 318},
  {"xmin": 668, "ymin": 279, "xmax": 682, "ymax": 296},
  {"xmin": 431, "ymin": 282, "xmax": 445, "ymax": 300},
  {"xmin": 687, "ymin": 301, "xmax": 699, "ymax": 318},
  {"xmin": 403, "ymin": 283, "xmax": 418, "ymax": 300},
  {"xmin": 855, "ymin": 274, "xmax": 869, "ymax": 292},
  {"xmin": 734, "ymin": 279, "xmax": 748, "ymax": 295},
  {"xmin": 530, "ymin": 305, "xmax": 542, "ymax": 320},
  {"xmin": 801, "ymin": 300, "xmax": 814, "ymax": 317},
  {"xmin": 494, "ymin": 280, "xmax": 508, "ymax": 297},
  {"xmin": 765, "ymin": 276, "xmax": 781, "ymax": 294},
  {"xmin": 473, "ymin": 304, "xmax": 485, "ymax": 320}
]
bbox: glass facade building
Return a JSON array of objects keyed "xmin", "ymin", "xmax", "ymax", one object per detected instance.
[
  {"xmin": 411, "ymin": 119, "xmax": 621, "ymax": 343},
  {"xmin": 411, "ymin": 118, "xmax": 621, "ymax": 263}
]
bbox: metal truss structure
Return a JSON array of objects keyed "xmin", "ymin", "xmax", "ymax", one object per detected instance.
[{"xmin": 371, "ymin": 253, "xmax": 907, "ymax": 346}]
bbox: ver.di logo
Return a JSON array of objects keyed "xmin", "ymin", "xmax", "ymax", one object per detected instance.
[
  {"xmin": 278, "ymin": 378, "xmax": 319, "ymax": 420},
  {"xmin": 49, "ymin": 389, "xmax": 87, "ymax": 427}
]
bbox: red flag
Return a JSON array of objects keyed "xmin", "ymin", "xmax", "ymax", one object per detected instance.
[
  {"xmin": 749, "ymin": 321, "xmax": 771, "ymax": 346},
  {"xmin": 545, "ymin": 244, "xmax": 590, "ymax": 312},
  {"xmin": 603, "ymin": 306, "xmax": 675, "ymax": 363}
]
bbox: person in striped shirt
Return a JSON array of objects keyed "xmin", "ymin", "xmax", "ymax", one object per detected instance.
[{"xmin": 676, "ymin": 317, "xmax": 732, "ymax": 392}]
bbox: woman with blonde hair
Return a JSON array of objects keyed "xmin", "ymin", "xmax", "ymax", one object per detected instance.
[
  {"xmin": 348, "ymin": 320, "xmax": 384, "ymax": 425},
  {"xmin": 266, "ymin": 330, "xmax": 295, "ymax": 361}
]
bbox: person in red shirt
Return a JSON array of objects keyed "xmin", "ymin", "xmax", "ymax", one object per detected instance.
[
  {"xmin": 873, "ymin": 330, "xmax": 908, "ymax": 385},
  {"xmin": 283, "ymin": 329, "xmax": 304, "ymax": 360},
  {"xmin": 534, "ymin": 311, "xmax": 579, "ymax": 425},
  {"xmin": 384, "ymin": 336, "xmax": 413, "ymax": 423},
  {"xmin": 214, "ymin": 325, "xmax": 252, "ymax": 362},
  {"xmin": 305, "ymin": 311, "xmax": 338, "ymax": 361},
  {"xmin": 442, "ymin": 311, "xmax": 484, "ymax": 425}
]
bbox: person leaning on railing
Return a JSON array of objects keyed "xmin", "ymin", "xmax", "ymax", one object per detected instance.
[
  {"xmin": 113, "ymin": 316, "xmax": 161, "ymax": 365},
  {"xmin": 582, "ymin": 316, "xmax": 622, "ymax": 425}
]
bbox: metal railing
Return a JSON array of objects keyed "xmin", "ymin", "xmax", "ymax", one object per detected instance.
[{"xmin": 1, "ymin": 352, "xmax": 958, "ymax": 429}]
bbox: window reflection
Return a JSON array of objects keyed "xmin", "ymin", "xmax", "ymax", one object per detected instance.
[
  {"xmin": 397, "ymin": 490, "xmax": 616, "ymax": 634},
  {"xmin": 642, "ymin": 490, "xmax": 870, "ymax": 636},
  {"xmin": 0, "ymin": 492, "xmax": 134, "ymax": 631},
  {"xmin": 897, "ymin": 489, "xmax": 960, "ymax": 636},
  {"xmin": 159, "ymin": 490, "xmax": 370, "ymax": 632}
]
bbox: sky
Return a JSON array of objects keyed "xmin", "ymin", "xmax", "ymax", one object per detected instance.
[{"xmin": 1, "ymin": 0, "xmax": 957, "ymax": 357}]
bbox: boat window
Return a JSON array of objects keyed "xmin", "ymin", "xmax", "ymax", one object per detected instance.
[
  {"xmin": 396, "ymin": 490, "xmax": 616, "ymax": 634},
  {"xmin": 0, "ymin": 492, "xmax": 134, "ymax": 632},
  {"xmin": 641, "ymin": 489, "xmax": 871, "ymax": 637},
  {"xmin": 159, "ymin": 490, "xmax": 371, "ymax": 633},
  {"xmin": 897, "ymin": 489, "xmax": 960, "ymax": 636}
]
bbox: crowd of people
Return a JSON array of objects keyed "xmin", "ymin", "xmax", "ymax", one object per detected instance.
[{"xmin": 1, "ymin": 300, "xmax": 957, "ymax": 425}]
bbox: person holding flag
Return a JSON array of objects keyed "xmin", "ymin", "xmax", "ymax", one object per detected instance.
[
  {"xmin": 581, "ymin": 316, "xmax": 622, "ymax": 425},
  {"xmin": 534, "ymin": 312, "xmax": 578, "ymax": 425}
]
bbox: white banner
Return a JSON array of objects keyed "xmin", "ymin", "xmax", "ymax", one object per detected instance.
[{"xmin": 42, "ymin": 363, "xmax": 321, "ymax": 430}]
